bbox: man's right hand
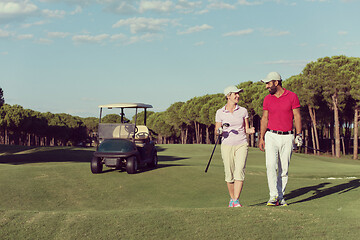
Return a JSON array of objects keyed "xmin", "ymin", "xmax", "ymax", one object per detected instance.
[{"xmin": 259, "ymin": 138, "xmax": 265, "ymax": 152}]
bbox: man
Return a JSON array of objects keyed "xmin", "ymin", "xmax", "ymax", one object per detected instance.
[{"xmin": 258, "ymin": 72, "xmax": 303, "ymax": 206}]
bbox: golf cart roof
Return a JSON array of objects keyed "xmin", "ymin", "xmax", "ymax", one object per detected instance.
[{"xmin": 98, "ymin": 103, "xmax": 153, "ymax": 109}]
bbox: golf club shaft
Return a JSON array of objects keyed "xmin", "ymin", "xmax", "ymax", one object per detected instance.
[
  {"xmin": 205, "ymin": 134, "xmax": 221, "ymax": 173},
  {"xmin": 294, "ymin": 144, "xmax": 326, "ymax": 153},
  {"xmin": 303, "ymin": 145, "xmax": 326, "ymax": 153}
]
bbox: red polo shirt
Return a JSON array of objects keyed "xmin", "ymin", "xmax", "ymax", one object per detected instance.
[{"xmin": 263, "ymin": 89, "xmax": 300, "ymax": 132}]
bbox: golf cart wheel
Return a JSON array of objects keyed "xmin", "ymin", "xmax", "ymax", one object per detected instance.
[
  {"xmin": 126, "ymin": 156, "xmax": 138, "ymax": 174},
  {"xmin": 91, "ymin": 156, "xmax": 103, "ymax": 174},
  {"xmin": 149, "ymin": 152, "xmax": 158, "ymax": 168}
]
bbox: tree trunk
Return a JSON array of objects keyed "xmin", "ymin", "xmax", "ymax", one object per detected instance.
[
  {"xmin": 193, "ymin": 122, "xmax": 198, "ymax": 144},
  {"xmin": 353, "ymin": 108, "xmax": 358, "ymax": 159},
  {"xmin": 198, "ymin": 124, "xmax": 201, "ymax": 144},
  {"xmin": 180, "ymin": 128, "xmax": 185, "ymax": 144},
  {"xmin": 341, "ymin": 136, "xmax": 346, "ymax": 156},
  {"xmin": 308, "ymin": 105, "xmax": 320, "ymax": 155},
  {"xmin": 195, "ymin": 122, "xmax": 200, "ymax": 144},
  {"xmin": 332, "ymin": 93, "xmax": 341, "ymax": 158},
  {"xmin": 311, "ymin": 124, "xmax": 316, "ymax": 154},
  {"xmin": 305, "ymin": 128, "xmax": 308, "ymax": 154},
  {"xmin": 5, "ymin": 128, "xmax": 8, "ymax": 145},
  {"xmin": 206, "ymin": 126, "xmax": 210, "ymax": 144},
  {"xmin": 213, "ymin": 128, "xmax": 217, "ymax": 144},
  {"xmin": 0, "ymin": 128, "xmax": 3, "ymax": 144}
]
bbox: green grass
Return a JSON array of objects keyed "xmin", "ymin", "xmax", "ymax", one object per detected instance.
[{"xmin": 0, "ymin": 144, "xmax": 360, "ymax": 239}]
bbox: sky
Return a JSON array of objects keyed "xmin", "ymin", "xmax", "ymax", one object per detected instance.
[{"xmin": 1, "ymin": 0, "xmax": 360, "ymax": 118}]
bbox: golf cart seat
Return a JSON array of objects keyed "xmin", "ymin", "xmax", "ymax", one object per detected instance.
[
  {"xmin": 114, "ymin": 124, "xmax": 137, "ymax": 139},
  {"xmin": 134, "ymin": 125, "xmax": 150, "ymax": 147},
  {"xmin": 98, "ymin": 123, "xmax": 136, "ymax": 140}
]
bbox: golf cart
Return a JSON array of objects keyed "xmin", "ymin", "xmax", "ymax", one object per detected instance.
[{"xmin": 91, "ymin": 103, "xmax": 158, "ymax": 174}]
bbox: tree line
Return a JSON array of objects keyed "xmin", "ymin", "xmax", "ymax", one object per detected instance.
[
  {"xmin": 0, "ymin": 102, "xmax": 133, "ymax": 147},
  {"xmin": 0, "ymin": 104, "xmax": 96, "ymax": 147},
  {"xmin": 141, "ymin": 55, "xmax": 360, "ymax": 159},
  {"xmin": 1, "ymin": 55, "xmax": 360, "ymax": 159}
]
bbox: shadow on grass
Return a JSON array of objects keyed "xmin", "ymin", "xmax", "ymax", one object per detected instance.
[
  {"xmin": 97, "ymin": 163, "xmax": 189, "ymax": 174},
  {"xmin": 155, "ymin": 146, "xmax": 167, "ymax": 152},
  {"xmin": 0, "ymin": 147, "xmax": 94, "ymax": 164},
  {"xmin": 137, "ymin": 163, "xmax": 189, "ymax": 173},
  {"xmin": 158, "ymin": 155, "xmax": 188, "ymax": 162},
  {"xmin": 0, "ymin": 145, "xmax": 189, "ymax": 172},
  {"xmin": 251, "ymin": 180, "xmax": 360, "ymax": 206},
  {"xmin": 287, "ymin": 179, "xmax": 360, "ymax": 205}
]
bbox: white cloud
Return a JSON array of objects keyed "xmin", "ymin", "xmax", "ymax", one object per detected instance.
[
  {"xmin": 177, "ymin": 24, "xmax": 213, "ymax": 35},
  {"xmin": 0, "ymin": 29, "xmax": 11, "ymax": 38},
  {"xmin": 194, "ymin": 41, "xmax": 205, "ymax": 46},
  {"xmin": 196, "ymin": 9, "xmax": 209, "ymax": 14},
  {"xmin": 105, "ymin": 0, "xmax": 201, "ymax": 15},
  {"xmin": 199, "ymin": 1, "xmax": 239, "ymax": 14},
  {"xmin": 70, "ymin": 5, "xmax": 82, "ymax": 15},
  {"xmin": 237, "ymin": 0, "xmax": 263, "ymax": 6},
  {"xmin": 223, "ymin": 29, "xmax": 254, "ymax": 37},
  {"xmin": 338, "ymin": 31, "xmax": 348, "ymax": 35},
  {"xmin": 110, "ymin": 33, "xmax": 127, "ymax": 41},
  {"xmin": 47, "ymin": 32, "xmax": 70, "ymax": 38},
  {"xmin": 113, "ymin": 17, "xmax": 174, "ymax": 34},
  {"xmin": 42, "ymin": 9, "xmax": 66, "ymax": 18},
  {"xmin": 21, "ymin": 20, "xmax": 47, "ymax": 28},
  {"xmin": 261, "ymin": 28, "xmax": 290, "ymax": 36},
  {"xmin": 139, "ymin": 0, "xmax": 173, "ymax": 13},
  {"xmin": 17, "ymin": 34, "xmax": 33, "ymax": 40},
  {"xmin": 176, "ymin": 0, "xmax": 202, "ymax": 10},
  {"xmin": 208, "ymin": 2, "xmax": 236, "ymax": 9},
  {"xmin": 345, "ymin": 41, "xmax": 360, "ymax": 46},
  {"xmin": 72, "ymin": 34, "xmax": 109, "ymax": 44},
  {"xmin": 306, "ymin": 0, "xmax": 329, "ymax": 2},
  {"xmin": 127, "ymin": 33, "xmax": 163, "ymax": 44},
  {"xmin": 105, "ymin": 2, "xmax": 138, "ymax": 14},
  {"xmin": 36, "ymin": 38, "xmax": 53, "ymax": 44},
  {"xmin": 0, "ymin": 0, "xmax": 38, "ymax": 21},
  {"xmin": 37, "ymin": 0, "xmax": 93, "ymax": 5}
]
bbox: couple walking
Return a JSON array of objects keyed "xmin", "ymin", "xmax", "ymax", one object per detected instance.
[{"xmin": 215, "ymin": 72, "xmax": 303, "ymax": 207}]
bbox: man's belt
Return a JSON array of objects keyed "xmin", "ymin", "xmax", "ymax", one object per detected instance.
[{"xmin": 267, "ymin": 129, "xmax": 294, "ymax": 135}]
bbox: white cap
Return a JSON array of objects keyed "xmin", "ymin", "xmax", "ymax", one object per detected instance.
[
  {"xmin": 224, "ymin": 85, "xmax": 243, "ymax": 96},
  {"xmin": 261, "ymin": 72, "xmax": 282, "ymax": 83}
]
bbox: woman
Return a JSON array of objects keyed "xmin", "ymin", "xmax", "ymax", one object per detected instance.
[{"xmin": 215, "ymin": 85, "xmax": 255, "ymax": 207}]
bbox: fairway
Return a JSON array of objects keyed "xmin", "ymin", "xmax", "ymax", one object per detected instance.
[{"xmin": 0, "ymin": 144, "xmax": 359, "ymax": 239}]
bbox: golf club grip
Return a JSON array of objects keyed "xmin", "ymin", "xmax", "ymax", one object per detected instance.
[{"xmin": 205, "ymin": 134, "xmax": 221, "ymax": 173}]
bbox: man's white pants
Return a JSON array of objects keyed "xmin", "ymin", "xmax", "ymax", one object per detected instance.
[{"xmin": 265, "ymin": 131, "xmax": 294, "ymax": 200}]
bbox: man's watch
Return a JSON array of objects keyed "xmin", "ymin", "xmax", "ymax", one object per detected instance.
[{"xmin": 296, "ymin": 133, "xmax": 302, "ymax": 137}]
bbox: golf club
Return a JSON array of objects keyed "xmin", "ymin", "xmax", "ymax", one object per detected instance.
[
  {"xmin": 205, "ymin": 123, "xmax": 230, "ymax": 173},
  {"xmin": 293, "ymin": 144, "xmax": 326, "ymax": 153}
]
